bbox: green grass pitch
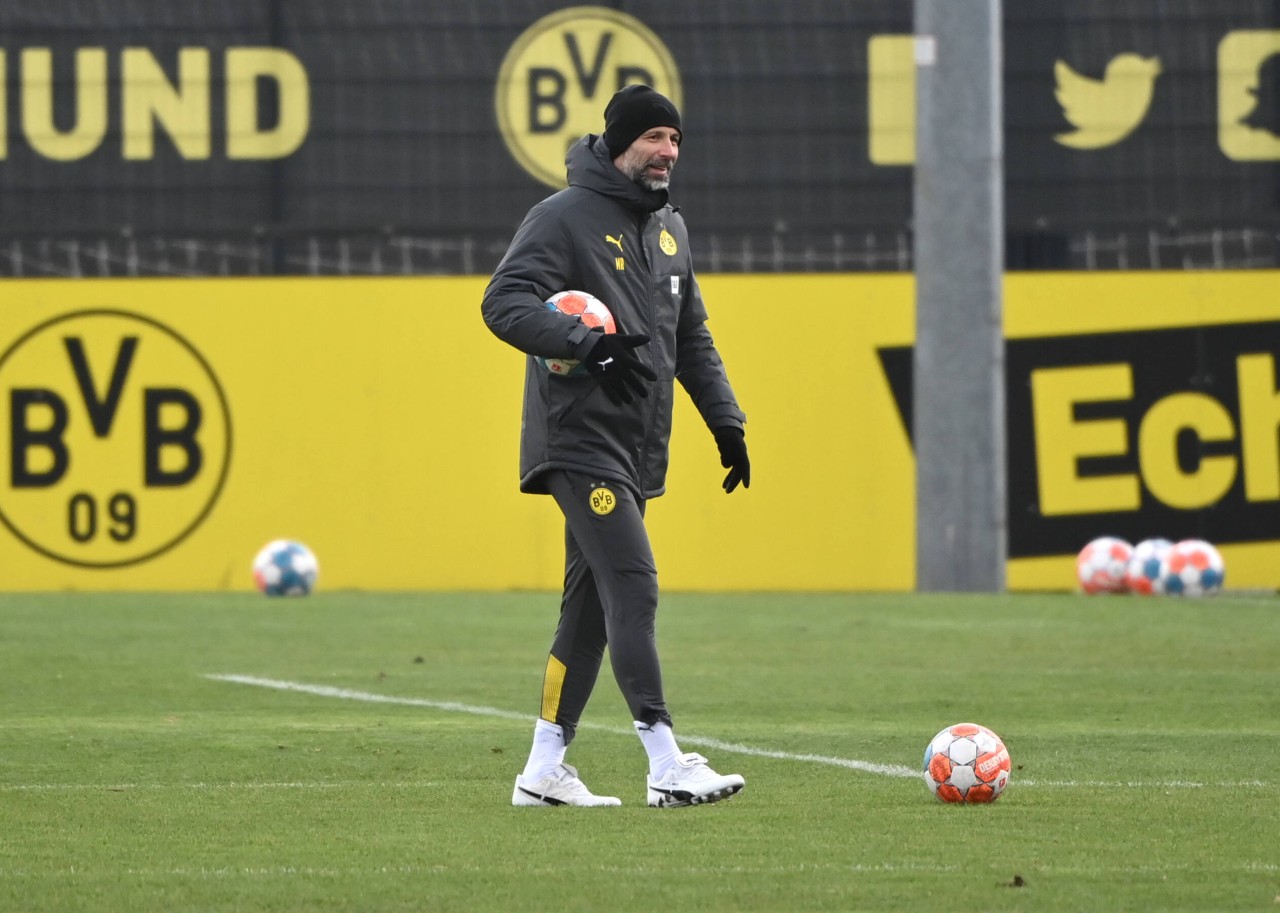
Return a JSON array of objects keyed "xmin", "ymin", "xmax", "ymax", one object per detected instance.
[{"xmin": 3, "ymin": 590, "xmax": 1277, "ymax": 912}]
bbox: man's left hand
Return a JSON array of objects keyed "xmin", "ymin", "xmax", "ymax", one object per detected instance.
[{"xmin": 713, "ymin": 426, "xmax": 750, "ymax": 493}]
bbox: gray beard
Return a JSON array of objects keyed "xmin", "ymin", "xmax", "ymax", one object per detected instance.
[{"xmin": 625, "ymin": 161, "xmax": 671, "ymax": 192}]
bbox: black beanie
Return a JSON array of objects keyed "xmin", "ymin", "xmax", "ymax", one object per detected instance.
[{"xmin": 602, "ymin": 85, "xmax": 681, "ymax": 159}]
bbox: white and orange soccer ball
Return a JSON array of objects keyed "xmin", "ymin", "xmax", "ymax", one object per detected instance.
[
  {"xmin": 923, "ymin": 722, "xmax": 1011, "ymax": 804},
  {"xmin": 1157, "ymin": 539, "xmax": 1225, "ymax": 597},
  {"xmin": 1124, "ymin": 537, "xmax": 1174, "ymax": 595},
  {"xmin": 1076, "ymin": 536, "xmax": 1133, "ymax": 594},
  {"xmin": 536, "ymin": 290, "xmax": 616, "ymax": 377}
]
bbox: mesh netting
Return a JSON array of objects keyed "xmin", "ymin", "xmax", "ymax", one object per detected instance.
[{"xmin": 0, "ymin": 0, "xmax": 1276, "ymax": 276}]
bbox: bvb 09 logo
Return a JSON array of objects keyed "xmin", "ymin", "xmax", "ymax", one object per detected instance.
[
  {"xmin": 495, "ymin": 6, "xmax": 682, "ymax": 189},
  {"xmin": 0, "ymin": 310, "xmax": 231, "ymax": 568}
]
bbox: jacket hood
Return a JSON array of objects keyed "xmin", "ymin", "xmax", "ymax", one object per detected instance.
[{"xmin": 566, "ymin": 135, "xmax": 670, "ymax": 213}]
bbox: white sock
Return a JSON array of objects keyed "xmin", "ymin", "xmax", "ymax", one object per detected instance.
[
  {"xmin": 634, "ymin": 720, "xmax": 681, "ymax": 780},
  {"xmin": 521, "ymin": 719, "xmax": 567, "ymax": 782}
]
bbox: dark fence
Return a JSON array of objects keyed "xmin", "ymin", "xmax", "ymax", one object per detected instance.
[{"xmin": 1, "ymin": 0, "xmax": 1277, "ymax": 276}]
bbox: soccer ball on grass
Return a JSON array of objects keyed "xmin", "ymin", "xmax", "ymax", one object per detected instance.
[
  {"xmin": 1157, "ymin": 539, "xmax": 1225, "ymax": 597},
  {"xmin": 536, "ymin": 290, "xmax": 616, "ymax": 377},
  {"xmin": 1124, "ymin": 538, "xmax": 1174, "ymax": 595},
  {"xmin": 253, "ymin": 539, "xmax": 319, "ymax": 596},
  {"xmin": 1076, "ymin": 536, "xmax": 1133, "ymax": 594},
  {"xmin": 923, "ymin": 722, "xmax": 1011, "ymax": 804}
]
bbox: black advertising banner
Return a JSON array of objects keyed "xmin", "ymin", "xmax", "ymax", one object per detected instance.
[
  {"xmin": 1003, "ymin": 1, "xmax": 1280, "ymax": 267},
  {"xmin": 878, "ymin": 310, "xmax": 1280, "ymax": 561},
  {"xmin": 0, "ymin": 0, "xmax": 1277, "ymax": 276}
]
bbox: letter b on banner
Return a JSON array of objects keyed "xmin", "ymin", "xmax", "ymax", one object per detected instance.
[
  {"xmin": 0, "ymin": 310, "xmax": 231, "ymax": 567},
  {"xmin": 495, "ymin": 7, "xmax": 682, "ymax": 189}
]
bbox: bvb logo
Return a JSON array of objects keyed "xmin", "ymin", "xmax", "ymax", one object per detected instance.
[
  {"xmin": 589, "ymin": 487, "xmax": 616, "ymax": 515},
  {"xmin": 0, "ymin": 310, "xmax": 232, "ymax": 567},
  {"xmin": 495, "ymin": 6, "xmax": 682, "ymax": 189}
]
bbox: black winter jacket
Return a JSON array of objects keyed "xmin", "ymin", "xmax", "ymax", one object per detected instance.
[{"xmin": 481, "ymin": 135, "xmax": 745, "ymax": 499}]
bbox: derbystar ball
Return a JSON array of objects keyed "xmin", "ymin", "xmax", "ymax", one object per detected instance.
[
  {"xmin": 253, "ymin": 539, "xmax": 319, "ymax": 597},
  {"xmin": 1124, "ymin": 538, "xmax": 1174, "ymax": 595},
  {"xmin": 536, "ymin": 290, "xmax": 617, "ymax": 377},
  {"xmin": 923, "ymin": 722, "xmax": 1012, "ymax": 804},
  {"xmin": 1157, "ymin": 539, "xmax": 1225, "ymax": 597},
  {"xmin": 1076, "ymin": 536, "xmax": 1133, "ymax": 594}
]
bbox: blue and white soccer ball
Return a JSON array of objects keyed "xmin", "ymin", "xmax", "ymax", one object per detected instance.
[
  {"xmin": 252, "ymin": 539, "xmax": 319, "ymax": 597},
  {"xmin": 1124, "ymin": 538, "xmax": 1174, "ymax": 595}
]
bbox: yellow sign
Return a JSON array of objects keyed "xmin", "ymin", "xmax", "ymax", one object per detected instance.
[
  {"xmin": 494, "ymin": 6, "xmax": 682, "ymax": 188},
  {"xmin": 0, "ymin": 273, "xmax": 1276, "ymax": 594},
  {"xmin": 659, "ymin": 229, "xmax": 677, "ymax": 256},
  {"xmin": 0, "ymin": 309, "xmax": 231, "ymax": 566},
  {"xmin": 0, "ymin": 47, "xmax": 309, "ymax": 161},
  {"xmin": 866, "ymin": 35, "xmax": 916, "ymax": 165},
  {"xmin": 1218, "ymin": 30, "xmax": 1280, "ymax": 161}
]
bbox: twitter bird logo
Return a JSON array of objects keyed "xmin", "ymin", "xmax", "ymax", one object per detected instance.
[{"xmin": 1054, "ymin": 54, "xmax": 1161, "ymax": 149}]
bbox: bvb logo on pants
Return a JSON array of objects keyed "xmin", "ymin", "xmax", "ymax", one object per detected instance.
[{"xmin": 589, "ymin": 486, "xmax": 616, "ymax": 515}]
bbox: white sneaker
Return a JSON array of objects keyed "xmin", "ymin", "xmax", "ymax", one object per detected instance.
[
  {"xmin": 512, "ymin": 763, "xmax": 621, "ymax": 807},
  {"xmin": 647, "ymin": 752, "xmax": 745, "ymax": 808}
]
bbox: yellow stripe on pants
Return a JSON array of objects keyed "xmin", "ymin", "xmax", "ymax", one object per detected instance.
[{"xmin": 540, "ymin": 654, "xmax": 566, "ymax": 721}]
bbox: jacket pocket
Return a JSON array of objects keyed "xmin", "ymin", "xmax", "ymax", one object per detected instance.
[{"xmin": 548, "ymin": 378, "xmax": 598, "ymax": 429}]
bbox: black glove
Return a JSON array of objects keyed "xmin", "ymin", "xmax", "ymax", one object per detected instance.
[
  {"xmin": 586, "ymin": 332, "xmax": 657, "ymax": 405},
  {"xmin": 713, "ymin": 426, "xmax": 750, "ymax": 493}
]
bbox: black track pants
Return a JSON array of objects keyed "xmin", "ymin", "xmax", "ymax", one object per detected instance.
[{"xmin": 540, "ymin": 470, "xmax": 672, "ymax": 744}]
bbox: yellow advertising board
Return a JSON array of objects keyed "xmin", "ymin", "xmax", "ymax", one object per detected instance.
[{"xmin": 0, "ymin": 272, "xmax": 1276, "ymax": 592}]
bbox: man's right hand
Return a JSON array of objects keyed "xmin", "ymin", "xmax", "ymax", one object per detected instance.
[{"xmin": 585, "ymin": 332, "xmax": 657, "ymax": 405}]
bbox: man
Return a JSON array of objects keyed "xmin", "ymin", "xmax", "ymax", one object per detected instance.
[{"xmin": 482, "ymin": 85, "xmax": 751, "ymax": 808}]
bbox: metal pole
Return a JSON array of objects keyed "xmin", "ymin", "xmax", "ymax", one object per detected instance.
[{"xmin": 913, "ymin": 0, "xmax": 1006, "ymax": 591}]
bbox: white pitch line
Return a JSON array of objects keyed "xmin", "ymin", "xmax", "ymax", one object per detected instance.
[
  {"xmin": 205, "ymin": 674, "xmax": 1274, "ymax": 790},
  {"xmin": 3, "ymin": 860, "xmax": 1275, "ymax": 880},
  {"xmin": 1, "ymin": 781, "xmax": 439, "ymax": 793},
  {"xmin": 206, "ymin": 673, "xmax": 920, "ymax": 779}
]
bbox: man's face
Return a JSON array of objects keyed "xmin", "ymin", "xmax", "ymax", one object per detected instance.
[{"xmin": 615, "ymin": 126, "xmax": 681, "ymax": 191}]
